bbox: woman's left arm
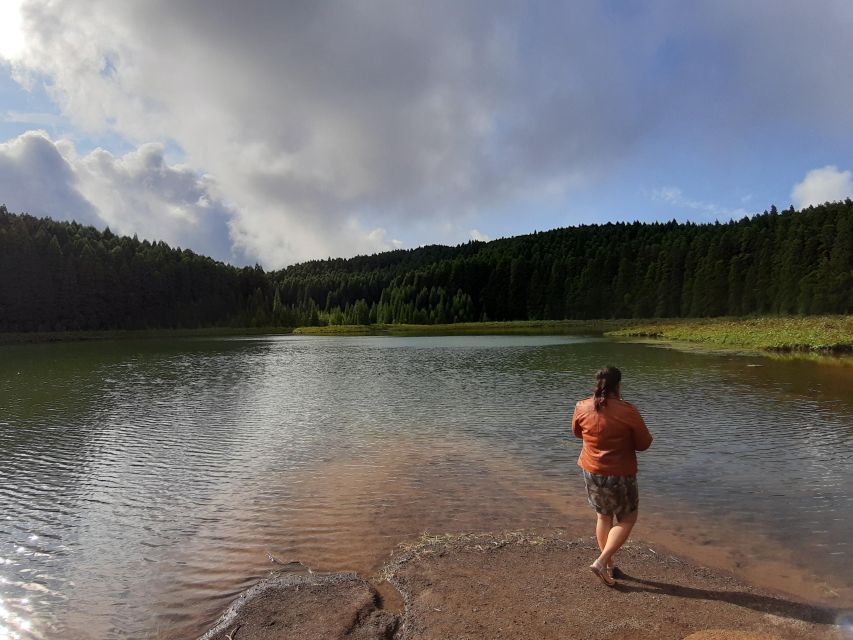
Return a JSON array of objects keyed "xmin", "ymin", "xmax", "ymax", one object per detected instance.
[{"xmin": 632, "ymin": 410, "xmax": 653, "ymax": 451}]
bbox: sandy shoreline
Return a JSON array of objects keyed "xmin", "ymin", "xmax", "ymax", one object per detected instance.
[
  {"xmin": 129, "ymin": 433, "xmax": 851, "ymax": 639},
  {"xmin": 199, "ymin": 531, "xmax": 848, "ymax": 640}
]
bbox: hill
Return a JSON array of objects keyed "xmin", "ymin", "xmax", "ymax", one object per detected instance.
[
  {"xmin": 1, "ymin": 201, "xmax": 851, "ymax": 332},
  {"xmin": 271, "ymin": 201, "xmax": 853, "ymax": 326}
]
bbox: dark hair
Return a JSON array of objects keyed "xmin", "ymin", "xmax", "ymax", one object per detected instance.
[{"xmin": 593, "ymin": 366, "xmax": 622, "ymax": 411}]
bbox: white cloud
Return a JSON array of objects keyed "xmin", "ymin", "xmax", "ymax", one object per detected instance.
[
  {"xmin": 364, "ymin": 227, "xmax": 404, "ymax": 252},
  {"xmin": 4, "ymin": 1, "xmax": 853, "ymax": 266},
  {"xmin": 0, "ymin": 130, "xmax": 239, "ymax": 262},
  {"xmin": 8, "ymin": 0, "xmax": 646, "ymax": 267},
  {"xmin": 68, "ymin": 142, "xmax": 239, "ymax": 261},
  {"xmin": 791, "ymin": 165, "xmax": 853, "ymax": 209},
  {"xmin": 0, "ymin": 129, "xmax": 97, "ymax": 224},
  {"xmin": 3, "ymin": 110, "xmax": 63, "ymax": 127},
  {"xmin": 650, "ymin": 186, "xmax": 747, "ymax": 220},
  {"xmin": 0, "ymin": 0, "xmax": 25, "ymax": 60}
]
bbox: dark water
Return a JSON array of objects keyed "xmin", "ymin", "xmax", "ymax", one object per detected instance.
[{"xmin": 0, "ymin": 335, "xmax": 851, "ymax": 639}]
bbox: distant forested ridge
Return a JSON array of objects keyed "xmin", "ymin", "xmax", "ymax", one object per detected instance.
[
  {"xmin": 0, "ymin": 205, "xmax": 267, "ymax": 331},
  {"xmin": 273, "ymin": 201, "xmax": 853, "ymax": 324},
  {"xmin": 1, "ymin": 201, "xmax": 851, "ymax": 332}
]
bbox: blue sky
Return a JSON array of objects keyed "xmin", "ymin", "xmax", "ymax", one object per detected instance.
[{"xmin": 1, "ymin": 1, "xmax": 852, "ymax": 267}]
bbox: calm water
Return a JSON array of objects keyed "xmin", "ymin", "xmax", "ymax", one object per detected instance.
[{"xmin": 1, "ymin": 335, "xmax": 851, "ymax": 639}]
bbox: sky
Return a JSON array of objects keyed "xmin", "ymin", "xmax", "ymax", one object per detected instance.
[{"xmin": 0, "ymin": 0, "xmax": 852, "ymax": 268}]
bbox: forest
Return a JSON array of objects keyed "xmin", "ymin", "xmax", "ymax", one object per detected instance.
[{"xmin": 0, "ymin": 200, "xmax": 851, "ymax": 332}]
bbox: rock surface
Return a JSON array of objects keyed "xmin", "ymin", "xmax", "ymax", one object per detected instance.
[
  {"xmin": 199, "ymin": 571, "xmax": 397, "ymax": 640},
  {"xmin": 200, "ymin": 532, "xmax": 843, "ymax": 640}
]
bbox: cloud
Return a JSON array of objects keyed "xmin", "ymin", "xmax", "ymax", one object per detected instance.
[
  {"xmin": 469, "ymin": 229, "xmax": 491, "ymax": 242},
  {"xmin": 68, "ymin": 142, "xmax": 239, "ymax": 262},
  {"xmin": 0, "ymin": 1, "xmax": 25, "ymax": 60},
  {"xmin": 650, "ymin": 186, "xmax": 747, "ymax": 220},
  {"xmin": 619, "ymin": 1, "xmax": 853, "ymax": 141},
  {"xmin": 5, "ymin": 1, "xmax": 853, "ymax": 266},
  {"xmin": 3, "ymin": 110, "xmax": 63, "ymax": 127},
  {"xmin": 791, "ymin": 166, "xmax": 853, "ymax": 209},
  {"xmin": 0, "ymin": 130, "xmax": 239, "ymax": 262},
  {"xmin": 9, "ymin": 0, "xmax": 650, "ymax": 267},
  {"xmin": 0, "ymin": 129, "xmax": 97, "ymax": 224}
]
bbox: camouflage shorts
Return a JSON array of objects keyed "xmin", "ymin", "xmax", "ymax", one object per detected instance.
[{"xmin": 582, "ymin": 470, "xmax": 639, "ymax": 519}]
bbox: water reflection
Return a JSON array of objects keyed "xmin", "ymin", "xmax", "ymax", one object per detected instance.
[
  {"xmin": 0, "ymin": 587, "xmax": 34, "ymax": 640},
  {"xmin": 0, "ymin": 335, "xmax": 851, "ymax": 638}
]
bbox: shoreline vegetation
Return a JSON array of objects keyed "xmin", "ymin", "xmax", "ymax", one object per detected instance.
[
  {"xmin": 292, "ymin": 318, "xmax": 643, "ymax": 336},
  {"xmin": 293, "ymin": 315, "xmax": 853, "ymax": 356},
  {"xmin": 606, "ymin": 315, "xmax": 853, "ymax": 355},
  {"xmin": 3, "ymin": 315, "xmax": 852, "ymax": 357},
  {"xmin": 3, "ymin": 203, "xmax": 852, "ymax": 336}
]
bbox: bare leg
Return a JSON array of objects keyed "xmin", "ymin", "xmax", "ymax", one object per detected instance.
[
  {"xmin": 590, "ymin": 512, "xmax": 618, "ymax": 585},
  {"xmin": 595, "ymin": 510, "xmax": 638, "ymax": 568},
  {"xmin": 595, "ymin": 513, "xmax": 612, "ymax": 555}
]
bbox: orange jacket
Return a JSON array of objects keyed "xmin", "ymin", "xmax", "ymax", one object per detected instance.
[{"xmin": 571, "ymin": 396, "xmax": 652, "ymax": 476}]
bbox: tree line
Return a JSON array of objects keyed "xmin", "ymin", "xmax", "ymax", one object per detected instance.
[
  {"xmin": 273, "ymin": 200, "xmax": 853, "ymax": 324},
  {"xmin": 0, "ymin": 206, "xmax": 267, "ymax": 332},
  {"xmin": 1, "ymin": 200, "xmax": 851, "ymax": 332}
]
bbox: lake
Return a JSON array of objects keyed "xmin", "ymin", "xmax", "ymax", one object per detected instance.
[{"xmin": 1, "ymin": 335, "xmax": 851, "ymax": 639}]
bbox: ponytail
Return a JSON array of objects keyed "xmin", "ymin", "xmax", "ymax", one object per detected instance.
[{"xmin": 593, "ymin": 366, "xmax": 622, "ymax": 411}]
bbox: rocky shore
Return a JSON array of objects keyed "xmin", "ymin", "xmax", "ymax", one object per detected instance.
[{"xmin": 200, "ymin": 531, "xmax": 845, "ymax": 640}]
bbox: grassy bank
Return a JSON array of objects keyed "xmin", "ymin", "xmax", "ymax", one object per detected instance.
[
  {"xmin": 293, "ymin": 316, "xmax": 853, "ymax": 356},
  {"xmin": 606, "ymin": 315, "xmax": 853, "ymax": 354},
  {"xmin": 292, "ymin": 319, "xmax": 646, "ymax": 337},
  {"xmin": 5, "ymin": 316, "xmax": 851, "ymax": 355}
]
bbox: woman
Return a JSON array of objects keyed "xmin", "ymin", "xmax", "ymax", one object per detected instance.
[{"xmin": 572, "ymin": 366, "xmax": 653, "ymax": 586}]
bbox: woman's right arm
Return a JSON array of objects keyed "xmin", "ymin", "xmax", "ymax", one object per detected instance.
[{"xmin": 571, "ymin": 403, "xmax": 584, "ymax": 439}]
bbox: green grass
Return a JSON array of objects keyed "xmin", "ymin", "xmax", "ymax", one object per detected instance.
[
  {"xmin": 292, "ymin": 319, "xmax": 646, "ymax": 337},
  {"xmin": 294, "ymin": 316, "xmax": 853, "ymax": 358},
  {"xmin": 5, "ymin": 316, "xmax": 851, "ymax": 357},
  {"xmin": 606, "ymin": 315, "xmax": 853, "ymax": 354}
]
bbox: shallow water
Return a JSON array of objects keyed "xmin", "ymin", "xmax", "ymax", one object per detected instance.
[{"xmin": 0, "ymin": 335, "xmax": 851, "ymax": 639}]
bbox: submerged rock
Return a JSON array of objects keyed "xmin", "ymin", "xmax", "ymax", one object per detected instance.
[
  {"xmin": 199, "ymin": 570, "xmax": 398, "ymax": 640},
  {"xmin": 200, "ymin": 531, "xmax": 840, "ymax": 640}
]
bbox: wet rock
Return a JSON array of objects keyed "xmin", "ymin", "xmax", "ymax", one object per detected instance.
[
  {"xmin": 200, "ymin": 531, "xmax": 840, "ymax": 640},
  {"xmin": 199, "ymin": 571, "xmax": 398, "ymax": 640}
]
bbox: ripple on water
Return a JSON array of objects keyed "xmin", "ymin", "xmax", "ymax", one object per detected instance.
[{"xmin": 0, "ymin": 335, "xmax": 851, "ymax": 639}]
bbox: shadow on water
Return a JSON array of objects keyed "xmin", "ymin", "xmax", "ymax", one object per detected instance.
[{"xmin": 616, "ymin": 572, "xmax": 839, "ymax": 626}]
